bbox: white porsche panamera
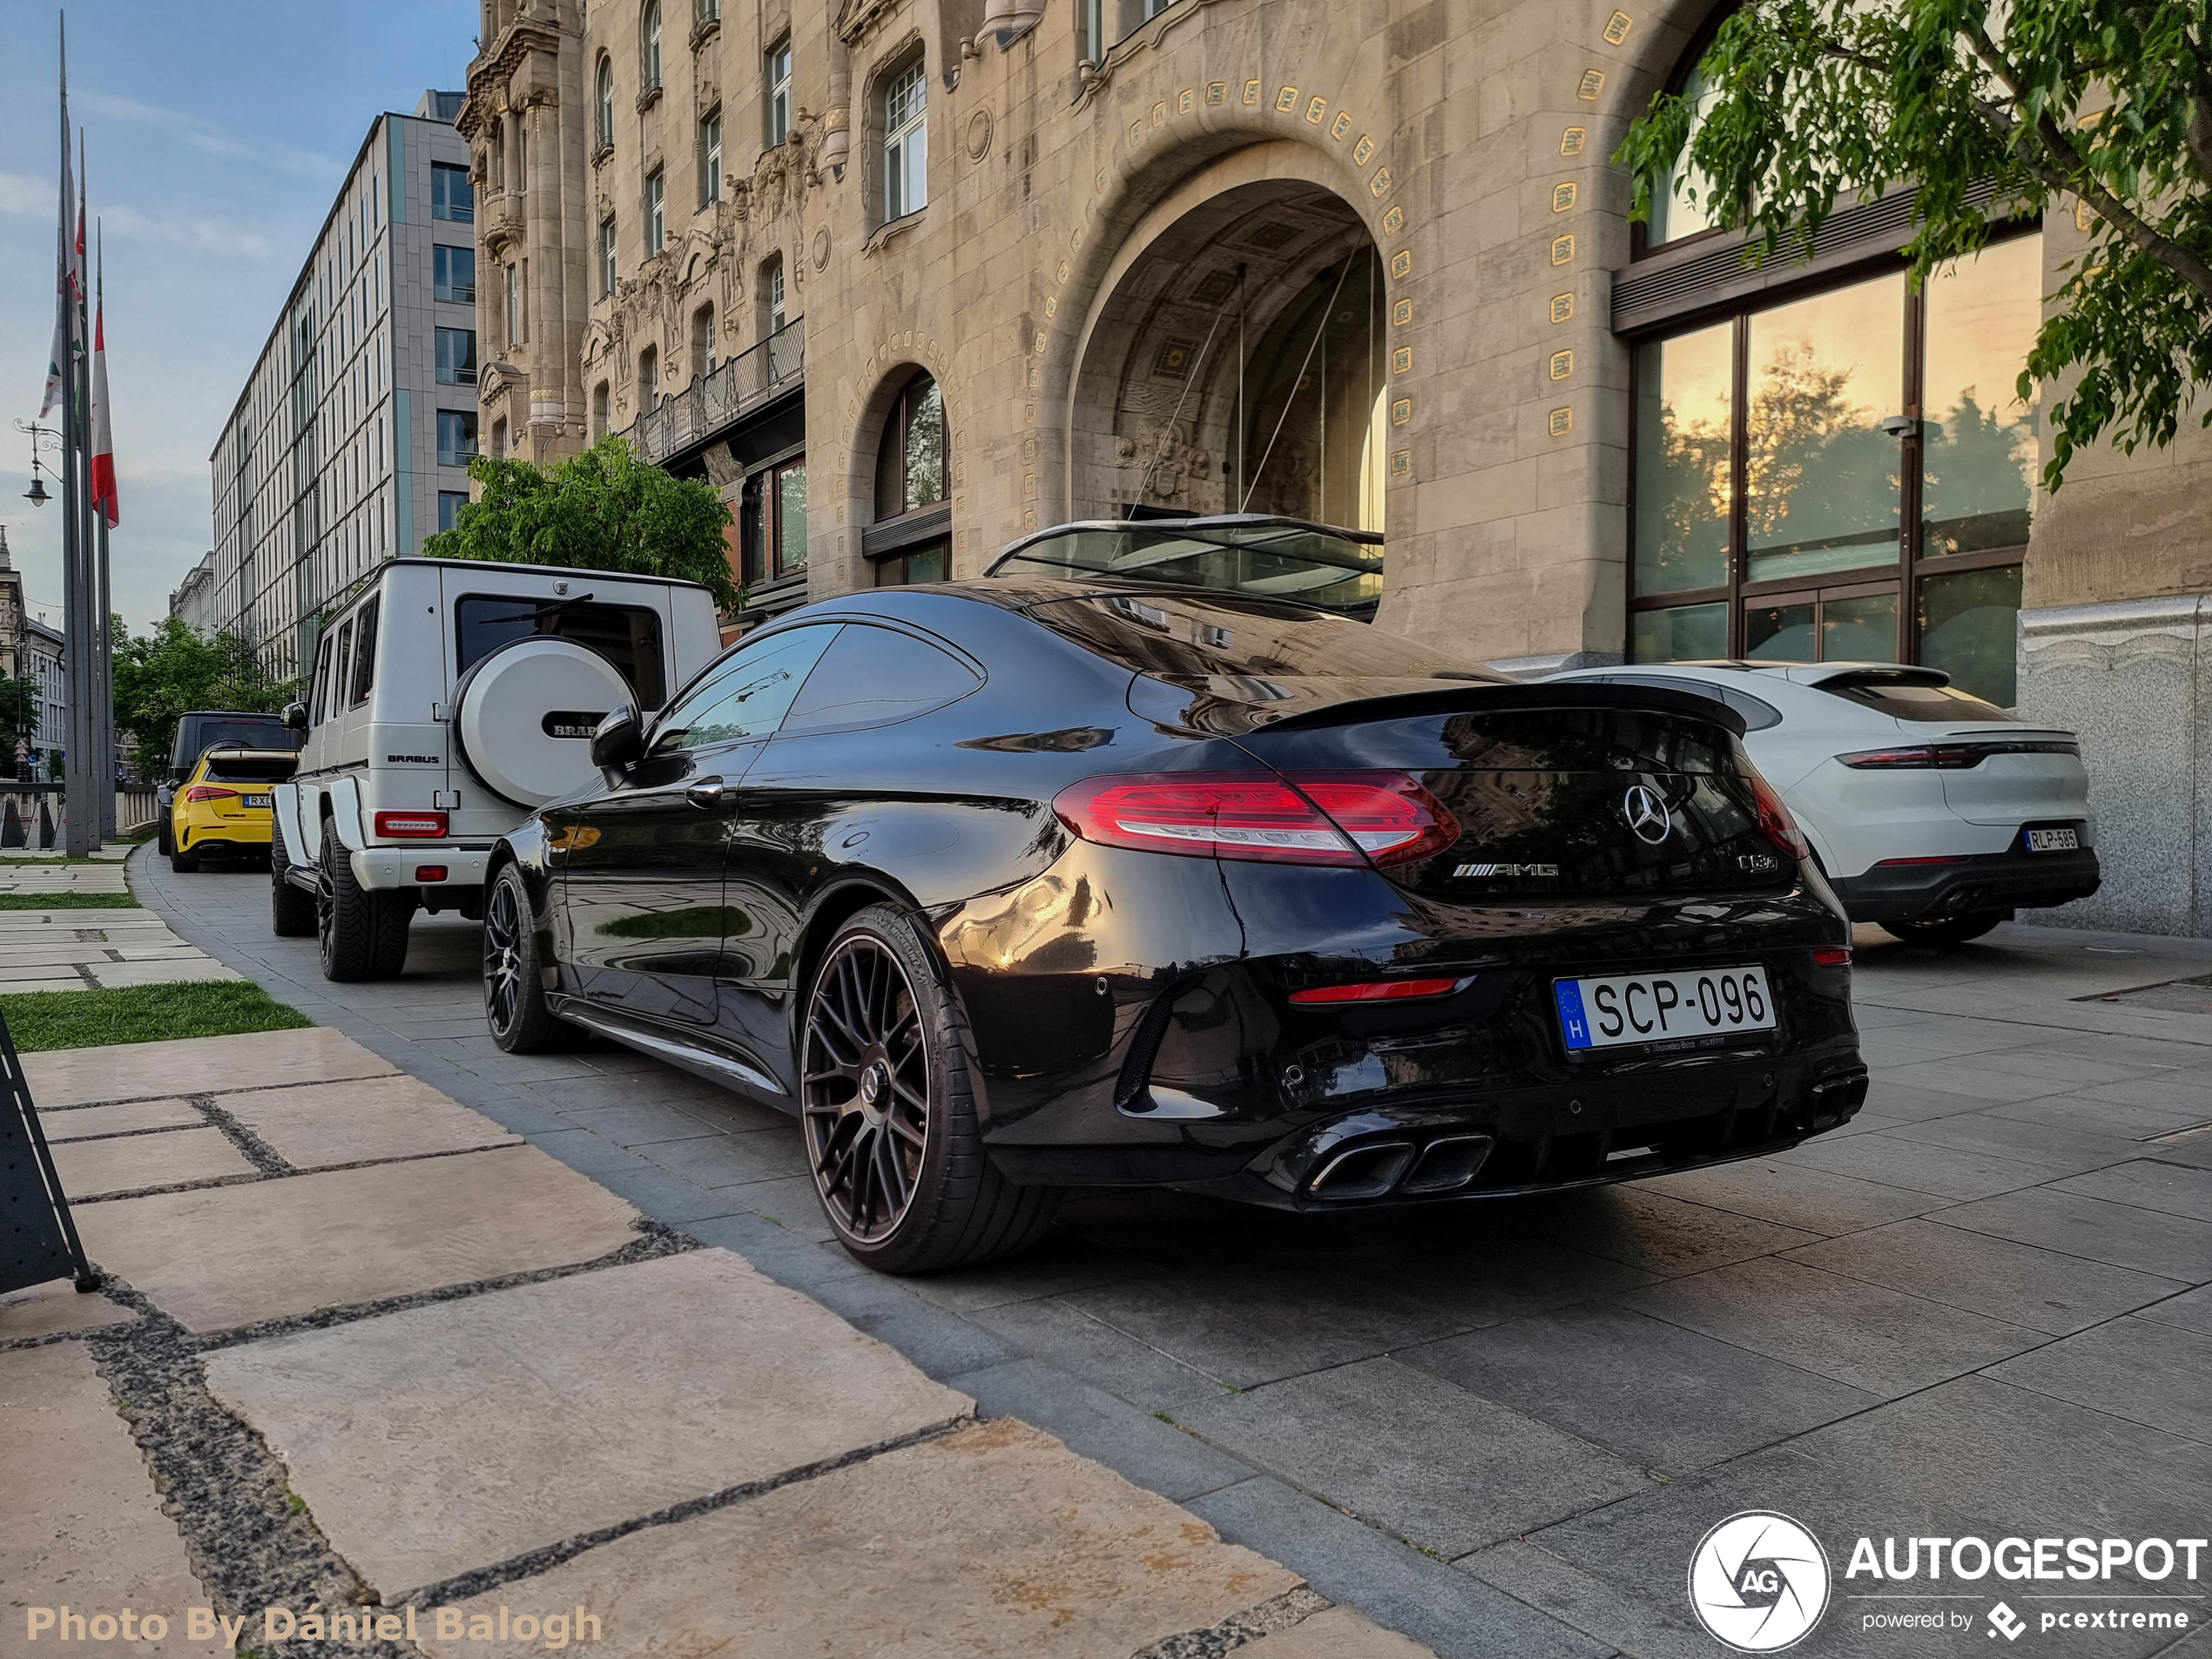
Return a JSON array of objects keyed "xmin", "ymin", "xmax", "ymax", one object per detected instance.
[{"xmin": 1544, "ymin": 661, "xmax": 2100, "ymax": 945}]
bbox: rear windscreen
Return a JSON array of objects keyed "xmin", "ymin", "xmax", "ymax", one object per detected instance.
[
  {"xmin": 182, "ymin": 721, "xmax": 300, "ymax": 760},
  {"xmin": 1433, "ymin": 707, "xmax": 1739, "ymax": 775},
  {"xmin": 204, "ymin": 757, "xmax": 297, "ymax": 783},
  {"xmin": 1024, "ymin": 593, "xmax": 1505, "ymax": 684},
  {"xmin": 1819, "ymin": 676, "xmax": 2012, "ymax": 722},
  {"xmin": 456, "ymin": 595, "xmax": 669, "ymax": 707}
]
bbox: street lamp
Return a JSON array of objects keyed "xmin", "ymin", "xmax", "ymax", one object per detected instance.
[{"xmin": 15, "ymin": 421, "xmax": 59, "ymax": 509}]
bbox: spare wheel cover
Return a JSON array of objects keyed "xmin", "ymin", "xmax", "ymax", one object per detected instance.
[{"xmin": 452, "ymin": 636, "xmax": 633, "ymax": 808}]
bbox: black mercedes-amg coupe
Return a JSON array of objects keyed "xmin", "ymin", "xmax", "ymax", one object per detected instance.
[{"xmin": 482, "ymin": 572, "xmax": 1866, "ymax": 1272}]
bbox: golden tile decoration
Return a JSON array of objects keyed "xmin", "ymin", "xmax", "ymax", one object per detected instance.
[
  {"xmin": 1043, "ymin": 295, "xmax": 1057, "ymax": 317},
  {"xmin": 1244, "ymin": 78, "xmax": 1262, "ymax": 105},
  {"xmin": 1306, "ymin": 96, "xmax": 1328, "ymax": 124},
  {"xmin": 2074, "ymin": 199, "xmax": 2098, "ymax": 231},
  {"xmin": 1391, "ymin": 448, "xmax": 1411, "ymax": 476},
  {"xmin": 1178, "ymin": 88, "xmax": 1194, "ymax": 113},
  {"xmin": 1331, "ymin": 111, "xmax": 1353, "ymax": 140},
  {"xmin": 1023, "ymin": 508, "xmax": 1037, "ymax": 528},
  {"xmin": 1548, "ymin": 406, "xmax": 1573, "ymax": 436},
  {"xmin": 1056, "ymin": 260, "xmax": 1070, "ymax": 283},
  {"xmin": 1129, "ymin": 120, "xmax": 1143, "ymax": 145},
  {"xmin": 1392, "ymin": 345, "xmax": 1413, "ymax": 374},
  {"xmin": 1389, "ymin": 247, "xmax": 1412, "ymax": 279},
  {"xmin": 1549, "ymin": 348, "xmax": 1574, "ymax": 380},
  {"xmin": 1391, "ymin": 397, "xmax": 1413, "ymax": 425},
  {"xmin": 1370, "ymin": 166, "xmax": 1392, "ymax": 197},
  {"xmin": 1577, "ymin": 68, "xmax": 1606, "ymax": 99},
  {"xmin": 1152, "ymin": 101, "xmax": 1168, "ymax": 125},
  {"xmin": 1392, "ymin": 298, "xmax": 1413, "ymax": 326},
  {"xmin": 1035, "ymin": 331, "xmax": 1048, "ymax": 353},
  {"xmin": 1551, "ymin": 233, "xmax": 1575, "ymax": 265},
  {"xmin": 1353, "ymin": 135, "xmax": 1375, "ymax": 165},
  {"xmin": 1553, "ymin": 181, "xmax": 1577, "ymax": 212},
  {"xmin": 1207, "ymin": 81, "xmax": 1227, "ymax": 105},
  {"xmin": 1561, "ymin": 126, "xmax": 1588, "ymax": 156},
  {"xmin": 1603, "ymin": 10, "xmax": 1633, "ymax": 44},
  {"xmin": 1276, "ymin": 85, "xmax": 1299, "ymax": 112},
  {"xmin": 1382, "ymin": 204, "xmax": 1404, "ymax": 234},
  {"xmin": 1549, "ymin": 292, "xmax": 1575, "ymax": 323}
]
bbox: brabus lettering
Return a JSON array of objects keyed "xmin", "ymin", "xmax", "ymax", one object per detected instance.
[{"xmin": 385, "ymin": 753, "xmax": 442, "ymax": 765}]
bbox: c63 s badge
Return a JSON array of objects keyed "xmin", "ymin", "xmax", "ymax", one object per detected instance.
[{"xmin": 1454, "ymin": 862, "xmax": 1560, "ymax": 878}]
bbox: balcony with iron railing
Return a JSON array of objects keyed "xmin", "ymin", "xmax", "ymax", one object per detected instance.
[{"xmin": 620, "ymin": 318, "xmax": 803, "ymax": 467}]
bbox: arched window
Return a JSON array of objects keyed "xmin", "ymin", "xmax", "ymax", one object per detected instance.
[
  {"xmin": 597, "ymin": 57, "xmax": 615, "ymax": 149},
  {"xmin": 637, "ymin": 344, "xmax": 659, "ymax": 408},
  {"xmin": 871, "ymin": 371, "xmax": 948, "ymax": 585},
  {"xmin": 591, "ymin": 381, "xmax": 610, "ymax": 441},
  {"xmin": 882, "ymin": 59, "xmax": 927, "ymax": 221},
  {"xmin": 641, "ymin": 0, "xmax": 663, "ymax": 91},
  {"xmin": 691, "ymin": 304, "xmax": 715, "ymax": 381}
]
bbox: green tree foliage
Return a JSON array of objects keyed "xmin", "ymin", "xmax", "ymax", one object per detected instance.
[
  {"xmin": 0, "ymin": 674, "xmax": 41, "ymax": 776},
  {"xmin": 423, "ymin": 435, "xmax": 740, "ymax": 610},
  {"xmin": 111, "ymin": 617, "xmax": 297, "ymax": 772},
  {"xmin": 1616, "ymin": 0, "xmax": 2212, "ymax": 488}
]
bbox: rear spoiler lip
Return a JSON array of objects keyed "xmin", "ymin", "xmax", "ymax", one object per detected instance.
[{"xmin": 1136, "ymin": 675, "xmax": 1750, "ymax": 738}]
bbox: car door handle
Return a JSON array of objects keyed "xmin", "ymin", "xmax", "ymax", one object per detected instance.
[{"xmin": 686, "ymin": 778, "xmax": 738, "ymax": 808}]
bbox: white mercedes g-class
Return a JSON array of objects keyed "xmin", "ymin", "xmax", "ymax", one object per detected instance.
[{"xmin": 272, "ymin": 557, "xmax": 723, "ymax": 980}]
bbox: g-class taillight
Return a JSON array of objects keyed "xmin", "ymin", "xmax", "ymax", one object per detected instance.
[{"xmin": 374, "ymin": 811, "xmax": 448, "ymax": 838}]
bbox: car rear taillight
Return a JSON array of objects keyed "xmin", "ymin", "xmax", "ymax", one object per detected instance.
[
  {"xmin": 1748, "ymin": 773, "xmax": 1809, "ymax": 860},
  {"xmin": 1052, "ymin": 772, "xmax": 1458, "ymax": 867},
  {"xmin": 374, "ymin": 810, "xmax": 448, "ymax": 838},
  {"xmin": 1839, "ymin": 745, "xmax": 1985, "ymax": 769},
  {"xmin": 1289, "ymin": 977, "xmax": 1464, "ymax": 1005},
  {"xmin": 184, "ymin": 786, "xmax": 239, "ymax": 803}
]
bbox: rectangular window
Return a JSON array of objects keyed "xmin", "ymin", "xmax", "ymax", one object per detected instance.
[
  {"xmin": 431, "ymin": 162, "xmax": 474, "ymax": 222},
  {"xmin": 646, "ymin": 170, "xmax": 666, "ymax": 253},
  {"xmin": 696, "ymin": 0, "xmax": 719, "ymax": 18},
  {"xmin": 506, "ymin": 265, "xmax": 522, "ymax": 346},
  {"xmin": 437, "ymin": 410, "xmax": 478, "ymax": 468},
  {"xmin": 740, "ymin": 455, "xmax": 807, "ymax": 583},
  {"xmin": 768, "ymin": 261, "xmax": 786, "ymax": 334},
  {"xmin": 455, "ymin": 596, "xmax": 668, "ymax": 707},
  {"xmin": 599, "ymin": 217, "xmax": 617, "ymax": 300},
  {"xmin": 434, "ymin": 245, "xmax": 476, "ymax": 303},
  {"xmin": 435, "ymin": 327, "xmax": 478, "ymax": 385},
  {"xmin": 348, "ymin": 597, "xmax": 380, "ymax": 706},
  {"xmin": 884, "ymin": 61, "xmax": 927, "ymax": 220},
  {"xmin": 700, "ymin": 110, "xmax": 722, "ymax": 206},
  {"xmin": 767, "ymin": 41, "xmax": 792, "ymax": 145},
  {"xmin": 440, "ymin": 490, "xmax": 469, "ymax": 532}
]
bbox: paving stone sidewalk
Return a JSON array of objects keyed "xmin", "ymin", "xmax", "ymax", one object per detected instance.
[
  {"xmin": 112, "ymin": 845, "xmax": 2212, "ymax": 1659},
  {"xmin": 0, "ymin": 854, "xmax": 235, "ymax": 992}
]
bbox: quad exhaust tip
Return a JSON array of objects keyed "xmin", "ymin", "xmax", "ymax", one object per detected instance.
[{"xmin": 1307, "ymin": 1133, "xmax": 1495, "ymax": 1202}]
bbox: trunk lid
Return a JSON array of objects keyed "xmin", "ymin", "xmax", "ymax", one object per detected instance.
[{"xmin": 1925, "ymin": 724, "xmax": 2091, "ymax": 828}]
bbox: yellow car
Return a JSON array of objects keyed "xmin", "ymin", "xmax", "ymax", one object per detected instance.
[{"xmin": 169, "ymin": 746, "xmax": 299, "ymax": 873}]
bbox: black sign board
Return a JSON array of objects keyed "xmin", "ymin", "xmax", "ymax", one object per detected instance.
[{"xmin": 0, "ymin": 1012, "xmax": 96, "ymax": 1296}]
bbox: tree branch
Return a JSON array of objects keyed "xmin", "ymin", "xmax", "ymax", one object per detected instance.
[{"xmin": 1962, "ymin": 19, "xmax": 2212, "ymax": 303}]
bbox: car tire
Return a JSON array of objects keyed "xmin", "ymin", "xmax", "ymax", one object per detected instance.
[
  {"xmin": 799, "ymin": 903, "xmax": 1062, "ymax": 1274},
  {"xmin": 169, "ymin": 846, "xmax": 200, "ymax": 873},
  {"xmin": 1880, "ymin": 910, "xmax": 2007, "ymax": 947},
  {"xmin": 482, "ymin": 863, "xmax": 586, "ymax": 1053},
  {"xmin": 317, "ymin": 819, "xmax": 414, "ymax": 981},
  {"xmin": 271, "ymin": 849, "xmax": 316, "ymax": 937},
  {"xmin": 157, "ymin": 814, "xmax": 174, "ymax": 857}
]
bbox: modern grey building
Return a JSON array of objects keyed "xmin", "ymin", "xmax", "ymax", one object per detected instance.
[{"xmin": 207, "ymin": 90, "xmax": 480, "ymax": 678}]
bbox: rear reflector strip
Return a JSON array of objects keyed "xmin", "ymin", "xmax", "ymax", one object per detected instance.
[
  {"xmin": 1812, "ymin": 947, "xmax": 1851, "ymax": 968},
  {"xmin": 1874, "ymin": 855, "xmax": 1961, "ymax": 867},
  {"xmin": 1290, "ymin": 976, "xmax": 1464, "ymax": 1004},
  {"xmin": 415, "ymin": 866, "xmax": 448, "ymax": 882}
]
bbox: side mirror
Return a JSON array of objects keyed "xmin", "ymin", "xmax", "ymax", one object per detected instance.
[
  {"xmin": 590, "ymin": 704, "xmax": 645, "ymax": 772},
  {"xmin": 282, "ymin": 701, "xmax": 308, "ymax": 732}
]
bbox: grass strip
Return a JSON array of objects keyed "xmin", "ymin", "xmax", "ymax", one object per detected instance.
[
  {"xmin": 0, "ymin": 981, "xmax": 314, "ymax": 1051},
  {"xmin": 0, "ymin": 891, "xmax": 140, "ymax": 909}
]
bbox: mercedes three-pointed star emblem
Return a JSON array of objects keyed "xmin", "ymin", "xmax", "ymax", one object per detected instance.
[{"xmin": 1622, "ymin": 784, "xmax": 1672, "ymax": 845}]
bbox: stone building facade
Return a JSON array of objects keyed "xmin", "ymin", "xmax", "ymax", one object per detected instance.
[
  {"xmin": 461, "ymin": 0, "xmax": 2212, "ymax": 934},
  {"xmin": 206, "ymin": 92, "xmax": 479, "ymax": 678}
]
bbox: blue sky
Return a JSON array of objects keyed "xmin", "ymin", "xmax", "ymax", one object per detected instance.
[{"xmin": 0, "ymin": 0, "xmax": 472, "ymax": 635}]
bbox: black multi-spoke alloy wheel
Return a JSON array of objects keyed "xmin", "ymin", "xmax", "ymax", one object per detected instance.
[
  {"xmin": 801, "ymin": 905, "xmax": 1060, "ymax": 1273},
  {"xmin": 1880, "ymin": 910, "xmax": 2006, "ymax": 947},
  {"xmin": 483, "ymin": 863, "xmax": 584, "ymax": 1052},
  {"xmin": 271, "ymin": 849, "xmax": 315, "ymax": 936},
  {"xmin": 316, "ymin": 819, "xmax": 414, "ymax": 981}
]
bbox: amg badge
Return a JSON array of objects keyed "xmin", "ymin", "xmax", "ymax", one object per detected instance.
[{"xmin": 1454, "ymin": 862, "xmax": 1560, "ymax": 878}]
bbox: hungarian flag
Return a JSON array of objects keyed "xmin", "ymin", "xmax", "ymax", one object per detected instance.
[{"xmin": 90, "ymin": 295, "xmax": 116, "ymax": 527}]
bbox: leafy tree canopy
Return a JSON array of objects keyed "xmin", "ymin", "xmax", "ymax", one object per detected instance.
[
  {"xmin": 1615, "ymin": 0, "xmax": 2212, "ymax": 488},
  {"xmin": 423, "ymin": 436, "xmax": 740, "ymax": 610},
  {"xmin": 111, "ymin": 617, "xmax": 296, "ymax": 772}
]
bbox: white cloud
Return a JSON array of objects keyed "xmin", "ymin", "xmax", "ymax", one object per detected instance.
[
  {"xmin": 77, "ymin": 91, "xmax": 339, "ymax": 179},
  {"xmin": 0, "ymin": 168, "xmax": 273, "ymax": 257}
]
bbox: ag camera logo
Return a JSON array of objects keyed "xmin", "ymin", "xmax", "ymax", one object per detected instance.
[{"xmin": 1689, "ymin": 1512, "xmax": 1833, "ymax": 1652}]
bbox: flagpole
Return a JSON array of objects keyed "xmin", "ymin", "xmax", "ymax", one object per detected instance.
[
  {"xmin": 55, "ymin": 21, "xmax": 92, "ymax": 855},
  {"xmin": 68, "ymin": 125, "xmax": 98, "ymax": 853},
  {"xmin": 95, "ymin": 222, "xmax": 115, "ymax": 838}
]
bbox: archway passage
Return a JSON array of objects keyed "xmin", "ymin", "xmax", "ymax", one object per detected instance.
[{"xmin": 1071, "ymin": 176, "xmax": 1385, "ymax": 530}]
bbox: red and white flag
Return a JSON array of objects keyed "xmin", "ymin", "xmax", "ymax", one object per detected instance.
[
  {"xmin": 90, "ymin": 293, "xmax": 117, "ymax": 527},
  {"xmin": 38, "ymin": 111, "xmax": 79, "ymax": 419}
]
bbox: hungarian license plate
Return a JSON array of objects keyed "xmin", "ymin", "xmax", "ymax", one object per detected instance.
[
  {"xmin": 244, "ymin": 794, "xmax": 273, "ymax": 808},
  {"xmin": 1554, "ymin": 967, "xmax": 1774, "ymax": 1052},
  {"xmin": 2024, "ymin": 826, "xmax": 2079, "ymax": 853}
]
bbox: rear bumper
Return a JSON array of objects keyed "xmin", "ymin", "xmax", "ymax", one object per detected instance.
[
  {"xmin": 1832, "ymin": 842, "xmax": 2101, "ymax": 923},
  {"xmin": 178, "ymin": 819, "xmax": 272, "ymax": 854},
  {"xmin": 349, "ymin": 846, "xmax": 492, "ymax": 891}
]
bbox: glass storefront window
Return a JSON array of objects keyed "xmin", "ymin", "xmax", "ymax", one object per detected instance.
[
  {"xmin": 1821, "ymin": 591, "xmax": 1898, "ymax": 662},
  {"xmin": 1922, "ymin": 237, "xmax": 2041, "ymax": 558},
  {"xmin": 1744, "ymin": 602, "xmax": 1814, "ymax": 661},
  {"xmin": 1918, "ymin": 563, "xmax": 2022, "ymax": 706},
  {"xmin": 1633, "ymin": 322, "xmax": 1733, "ymax": 595},
  {"xmin": 1743, "ymin": 271, "xmax": 1905, "ymax": 584},
  {"xmin": 1631, "ymin": 602, "xmax": 1729, "ymax": 664}
]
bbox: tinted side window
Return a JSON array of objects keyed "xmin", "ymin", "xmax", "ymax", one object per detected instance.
[
  {"xmin": 310, "ymin": 639, "xmax": 336, "ymax": 726},
  {"xmin": 650, "ymin": 625, "xmax": 842, "ymax": 754},
  {"xmin": 455, "ymin": 596, "xmax": 669, "ymax": 708},
  {"xmin": 349, "ymin": 597, "xmax": 380, "ymax": 707},
  {"xmin": 328, "ymin": 621, "xmax": 355, "ymax": 726},
  {"xmin": 779, "ymin": 625, "xmax": 981, "ymax": 734}
]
